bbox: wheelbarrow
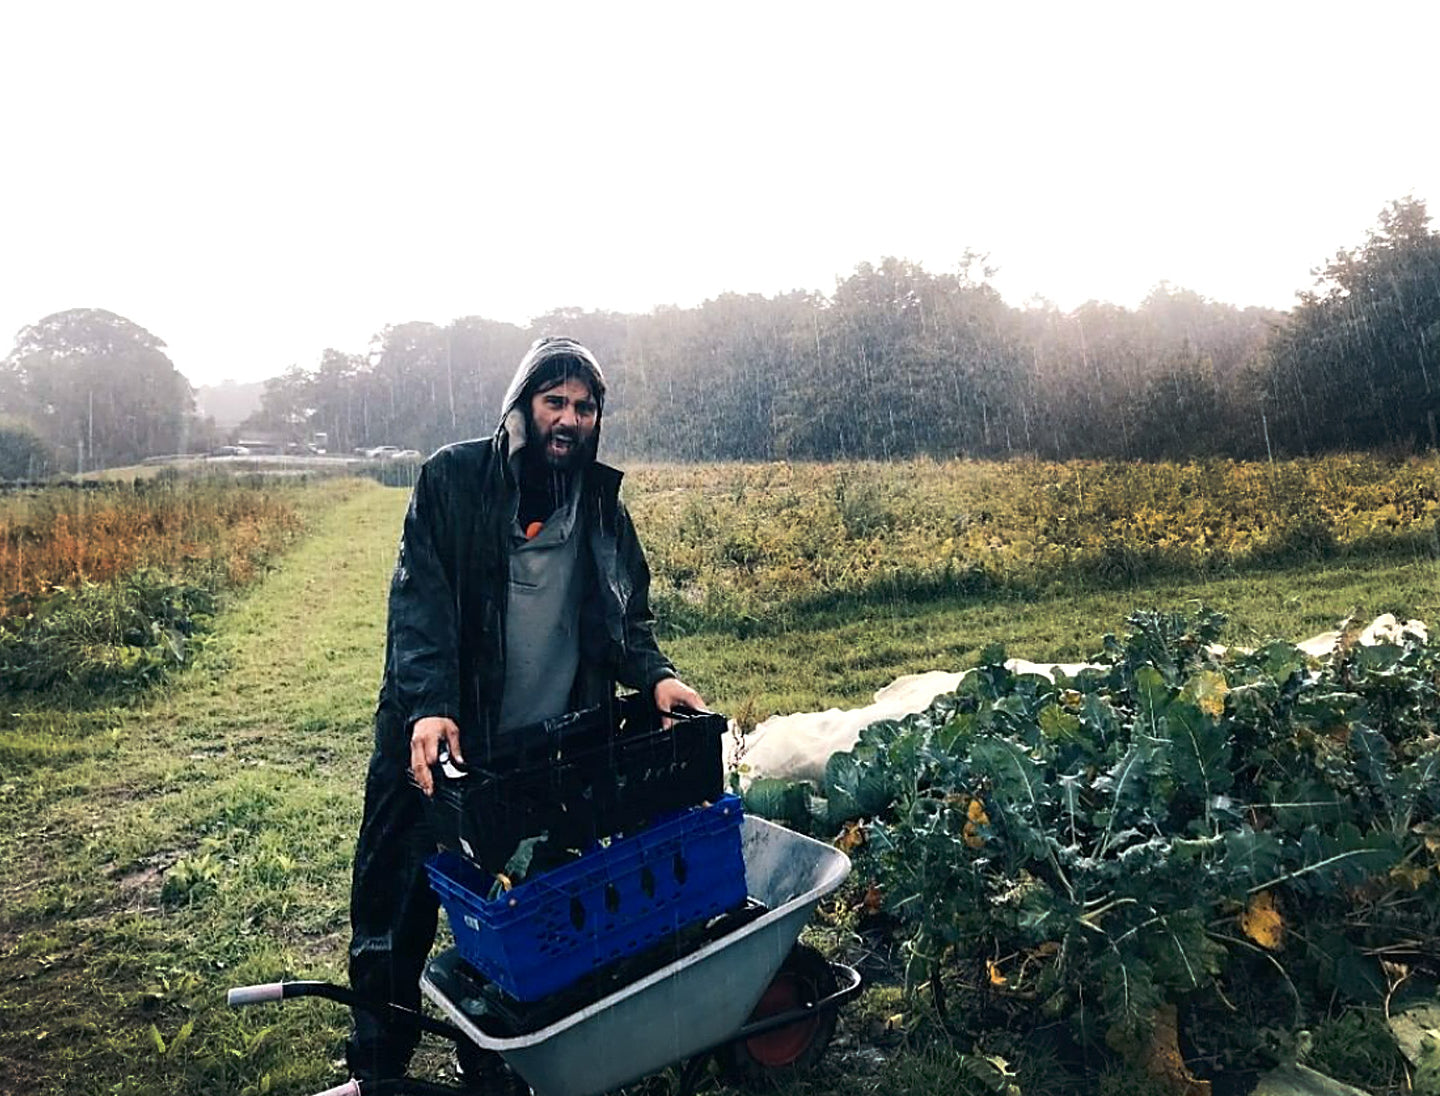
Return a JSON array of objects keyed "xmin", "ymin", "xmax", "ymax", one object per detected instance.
[{"xmin": 227, "ymin": 814, "xmax": 860, "ymax": 1095}]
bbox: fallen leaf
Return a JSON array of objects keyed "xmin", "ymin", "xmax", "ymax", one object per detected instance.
[
  {"xmin": 964, "ymin": 797, "xmax": 990, "ymax": 849},
  {"xmin": 1182, "ymin": 670, "xmax": 1230, "ymax": 719},
  {"xmin": 1239, "ymin": 890, "xmax": 1284, "ymax": 951},
  {"xmin": 1145, "ymin": 1004, "xmax": 1213, "ymax": 1096},
  {"xmin": 1389, "ymin": 864, "xmax": 1431, "ymax": 890},
  {"xmin": 837, "ymin": 821, "xmax": 866, "ymax": 853}
]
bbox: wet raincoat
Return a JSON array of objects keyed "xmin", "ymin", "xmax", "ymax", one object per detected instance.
[{"xmin": 346, "ymin": 338, "xmax": 675, "ymax": 1079}]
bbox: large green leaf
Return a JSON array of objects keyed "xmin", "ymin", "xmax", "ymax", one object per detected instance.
[
  {"xmin": 1167, "ymin": 697, "xmax": 1234, "ymax": 803},
  {"xmin": 1132, "ymin": 664, "xmax": 1171, "ymax": 739},
  {"xmin": 743, "ymin": 777, "xmax": 815, "ymax": 832},
  {"xmin": 1396, "ymin": 747, "xmax": 1440, "ymax": 825},
  {"xmin": 1219, "ymin": 827, "xmax": 1283, "ymax": 888},
  {"xmin": 971, "ymin": 736, "xmax": 1051, "ymax": 816},
  {"xmin": 1038, "ymin": 702, "xmax": 1083, "ymax": 744},
  {"xmin": 824, "ymin": 749, "xmax": 893, "ymax": 826},
  {"xmin": 1276, "ymin": 824, "xmax": 1399, "ymax": 897},
  {"xmin": 1269, "ymin": 779, "xmax": 1349, "ymax": 833},
  {"xmin": 1350, "ymin": 723, "xmax": 1397, "ymax": 825}
]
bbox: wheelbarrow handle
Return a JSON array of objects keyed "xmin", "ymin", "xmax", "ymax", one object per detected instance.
[
  {"xmin": 307, "ymin": 1081, "xmax": 469, "ymax": 1096},
  {"xmin": 309, "ymin": 1083, "xmax": 360, "ymax": 1096},
  {"xmin": 227, "ymin": 979, "xmax": 464, "ymax": 1041},
  {"xmin": 227, "ymin": 982, "xmax": 285, "ymax": 1006}
]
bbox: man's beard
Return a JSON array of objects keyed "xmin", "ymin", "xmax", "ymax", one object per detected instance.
[{"xmin": 529, "ymin": 422, "xmax": 595, "ymax": 471}]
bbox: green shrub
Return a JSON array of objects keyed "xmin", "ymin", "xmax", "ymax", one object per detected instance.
[
  {"xmin": 747, "ymin": 607, "xmax": 1440, "ymax": 1073},
  {"xmin": 0, "ymin": 569, "xmax": 215, "ymax": 694}
]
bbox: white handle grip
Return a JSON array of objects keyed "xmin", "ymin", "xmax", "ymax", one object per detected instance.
[
  {"xmin": 226, "ymin": 983, "xmax": 285, "ymax": 1006},
  {"xmin": 309, "ymin": 1083, "xmax": 361, "ymax": 1096}
]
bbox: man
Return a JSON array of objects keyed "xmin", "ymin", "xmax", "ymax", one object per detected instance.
[{"xmin": 347, "ymin": 336, "xmax": 705, "ymax": 1082}]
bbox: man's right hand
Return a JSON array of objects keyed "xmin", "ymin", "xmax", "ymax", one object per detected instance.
[{"xmin": 410, "ymin": 716, "xmax": 464, "ymax": 797}]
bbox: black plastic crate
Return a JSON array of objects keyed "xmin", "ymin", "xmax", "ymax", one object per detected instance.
[{"xmin": 424, "ymin": 694, "xmax": 726, "ymax": 874}]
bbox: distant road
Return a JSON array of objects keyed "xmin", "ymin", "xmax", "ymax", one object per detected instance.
[
  {"xmin": 102, "ymin": 453, "xmax": 413, "ymax": 477},
  {"xmin": 149, "ymin": 454, "xmax": 375, "ymax": 469}
]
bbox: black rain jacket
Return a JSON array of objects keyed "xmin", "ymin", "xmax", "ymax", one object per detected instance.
[{"xmin": 373, "ymin": 343, "xmax": 675, "ymax": 761}]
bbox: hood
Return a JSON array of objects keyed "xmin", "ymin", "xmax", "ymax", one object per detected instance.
[{"xmin": 498, "ymin": 336, "xmax": 607, "ymax": 462}]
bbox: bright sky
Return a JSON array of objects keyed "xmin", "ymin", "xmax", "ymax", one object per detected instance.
[{"xmin": 2, "ymin": 1, "xmax": 1436, "ymax": 387}]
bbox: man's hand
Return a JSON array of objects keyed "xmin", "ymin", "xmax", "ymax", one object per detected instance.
[
  {"xmin": 654, "ymin": 677, "xmax": 706, "ymax": 730},
  {"xmin": 410, "ymin": 716, "xmax": 464, "ymax": 797}
]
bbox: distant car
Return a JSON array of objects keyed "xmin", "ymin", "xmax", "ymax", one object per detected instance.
[
  {"xmin": 392, "ymin": 449, "xmax": 423, "ymax": 461},
  {"xmin": 211, "ymin": 445, "xmax": 250, "ymax": 457},
  {"xmin": 364, "ymin": 445, "xmax": 402, "ymax": 460}
]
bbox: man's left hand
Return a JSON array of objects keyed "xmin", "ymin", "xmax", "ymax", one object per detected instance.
[{"xmin": 654, "ymin": 677, "xmax": 706, "ymax": 729}]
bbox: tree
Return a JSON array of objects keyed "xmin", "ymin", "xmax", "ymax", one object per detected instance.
[
  {"xmin": 0, "ymin": 417, "xmax": 54, "ymax": 480},
  {"xmin": 1260, "ymin": 197, "xmax": 1440, "ymax": 453},
  {"xmin": 245, "ymin": 364, "xmax": 316, "ymax": 442},
  {"xmin": 3, "ymin": 309, "xmax": 193, "ymax": 470}
]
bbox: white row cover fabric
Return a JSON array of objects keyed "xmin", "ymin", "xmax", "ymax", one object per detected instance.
[{"xmin": 724, "ymin": 615, "xmax": 1428, "ymax": 788}]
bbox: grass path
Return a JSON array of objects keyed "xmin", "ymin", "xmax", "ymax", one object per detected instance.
[
  {"xmin": 0, "ymin": 481, "xmax": 401, "ymax": 1096},
  {"xmin": 1, "ymin": 476, "xmax": 1436, "ymax": 1094}
]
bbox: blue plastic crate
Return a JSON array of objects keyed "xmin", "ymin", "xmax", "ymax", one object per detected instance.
[{"xmin": 426, "ymin": 795, "xmax": 747, "ymax": 1002}]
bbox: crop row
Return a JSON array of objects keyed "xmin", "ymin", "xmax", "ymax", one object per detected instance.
[
  {"xmin": 623, "ymin": 455, "xmax": 1440, "ymax": 631},
  {"xmin": 0, "ymin": 476, "xmax": 355, "ymax": 695},
  {"xmin": 0, "ymin": 477, "xmax": 311, "ymax": 619}
]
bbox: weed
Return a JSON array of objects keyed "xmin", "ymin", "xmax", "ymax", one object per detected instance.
[
  {"xmin": 160, "ymin": 852, "xmax": 223, "ymax": 907},
  {"xmin": 1305, "ymin": 1011, "xmax": 1408, "ymax": 1092}
]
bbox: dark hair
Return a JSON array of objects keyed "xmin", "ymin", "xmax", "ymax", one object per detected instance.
[{"xmin": 524, "ymin": 353, "xmax": 606, "ymax": 412}]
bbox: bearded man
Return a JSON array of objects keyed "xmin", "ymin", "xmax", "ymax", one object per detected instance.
[{"xmin": 346, "ymin": 336, "xmax": 704, "ymax": 1082}]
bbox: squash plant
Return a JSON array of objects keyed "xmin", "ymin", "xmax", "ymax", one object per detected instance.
[{"xmin": 749, "ymin": 609, "xmax": 1440, "ymax": 1064}]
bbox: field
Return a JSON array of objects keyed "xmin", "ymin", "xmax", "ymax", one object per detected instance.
[
  {"xmin": 0, "ymin": 476, "xmax": 363, "ymax": 695},
  {"xmin": 1, "ymin": 457, "xmax": 1438, "ymax": 1096}
]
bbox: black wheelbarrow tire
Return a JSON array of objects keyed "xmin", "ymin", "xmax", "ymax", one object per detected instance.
[{"xmin": 718, "ymin": 943, "xmax": 839, "ymax": 1087}]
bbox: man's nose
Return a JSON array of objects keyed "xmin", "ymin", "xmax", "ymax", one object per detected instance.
[{"xmin": 557, "ymin": 404, "xmax": 578, "ymax": 427}]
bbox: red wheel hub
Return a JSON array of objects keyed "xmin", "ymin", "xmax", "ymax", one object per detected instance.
[{"xmin": 743, "ymin": 972, "xmax": 821, "ymax": 1066}]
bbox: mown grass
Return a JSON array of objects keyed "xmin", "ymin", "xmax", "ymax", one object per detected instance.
[
  {"xmin": 1, "ymin": 460, "xmax": 1437, "ymax": 1095},
  {"xmin": 0, "ymin": 480, "xmax": 395, "ymax": 1096},
  {"xmin": 666, "ymin": 550, "xmax": 1440, "ymax": 720}
]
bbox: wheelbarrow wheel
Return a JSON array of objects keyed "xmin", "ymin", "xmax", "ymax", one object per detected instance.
[
  {"xmin": 455, "ymin": 1042, "xmax": 529, "ymax": 1095},
  {"xmin": 719, "ymin": 943, "xmax": 839, "ymax": 1087}
]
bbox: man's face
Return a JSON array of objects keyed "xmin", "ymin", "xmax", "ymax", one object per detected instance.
[{"xmin": 528, "ymin": 377, "xmax": 598, "ymax": 469}]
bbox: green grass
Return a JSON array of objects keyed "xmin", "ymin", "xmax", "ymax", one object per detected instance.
[
  {"xmin": 0, "ymin": 481, "xmax": 396, "ymax": 1096},
  {"xmin": 1, "ymin": 472, "xmax": 1436, "ymax": 1094},
  {"xmin": 667, "ymin": 549, "xmax": 1440, "ymax": 720}
]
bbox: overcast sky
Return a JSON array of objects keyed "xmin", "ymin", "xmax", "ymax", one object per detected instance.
[{"xmin": 2, "ymin": 1, "xmax": 1436, "ymax": 388}]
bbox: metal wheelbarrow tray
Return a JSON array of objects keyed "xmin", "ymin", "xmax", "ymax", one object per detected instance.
[{"xmin": 420, "ymin": 814, "xmax": 853, "ymax": 1096}]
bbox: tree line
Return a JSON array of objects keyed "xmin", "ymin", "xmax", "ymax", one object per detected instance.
[
  {"xmin": 3, "ymin": 197, "xmax": 1437, "ymax": 475},
  {"xmin": 0, "ymin": 309, "xmax": 204, "ymax": 477}
]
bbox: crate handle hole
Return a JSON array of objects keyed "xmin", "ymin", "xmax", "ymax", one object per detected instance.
[{"xmin": 569, "ymin": 897, "xmax": 585, "ymax": 930}]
